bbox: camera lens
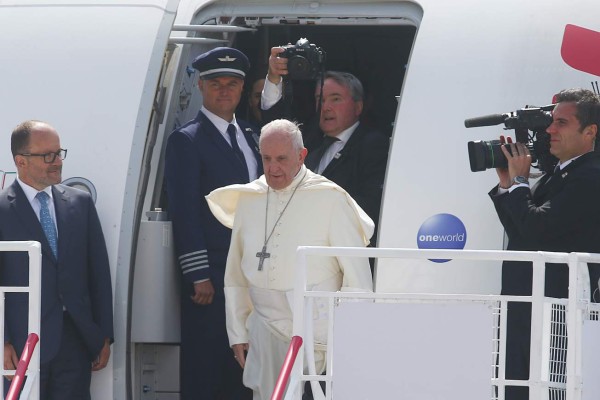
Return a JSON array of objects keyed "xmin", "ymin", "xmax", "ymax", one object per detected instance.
[
  {"xmin": 287, "ymin": 55, "xmax": 312, "ymax": 78},
  {"xmin": 467, "ymin": 140, "xmax": 508, "ymax": 172}
]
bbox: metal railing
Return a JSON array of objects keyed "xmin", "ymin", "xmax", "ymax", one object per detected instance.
[
  {"xmin": 271, "ymin": 336, "xmax": 303, "ymax": 400},
  {"xmin": 6, "ymin": 333, "xmax": 39, "ymax": 400},
  {"xmin": 0, "ymin": 241, "xmax": 42, "ymax": 400},
  {"xmin": 0, "ymin": 171, "xmax": 16, "ymax": 190},
  {"xmin": 284, "ymin": 247, "xmax": 599, "ymax": 400}
]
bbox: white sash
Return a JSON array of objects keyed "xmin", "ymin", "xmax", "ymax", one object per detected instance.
[{"xmin": 248, "ymin": 273, "xmax": 342, "ymax": 346}]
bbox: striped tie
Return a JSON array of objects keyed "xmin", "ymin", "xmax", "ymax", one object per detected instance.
[{"xmin": 36, "ymin": 191, "xmax": 58, "ymax": 258}]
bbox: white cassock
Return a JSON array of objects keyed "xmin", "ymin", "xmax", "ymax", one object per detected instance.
[{"xmin": 206, "ymin": 165, "xmax": 373, "ymax": 399}]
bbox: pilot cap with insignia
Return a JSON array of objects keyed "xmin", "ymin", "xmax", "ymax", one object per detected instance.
[{"xmin": 192, "ymin": 47, "xmax": 250, "ymax": 80}]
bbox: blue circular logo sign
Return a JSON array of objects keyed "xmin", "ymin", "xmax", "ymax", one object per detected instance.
[{"xmin": 417, "ymin": 213, "xmax": 467, "ymax": 263}]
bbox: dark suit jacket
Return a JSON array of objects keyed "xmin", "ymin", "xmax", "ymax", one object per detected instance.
[
  {"xmin": 305, "ymin": 123, "xmax": 389, "ymax": 244},
  {"xmin": 164, "ymin": 111, "xmax": 263, "ymax": 290},
  {"xmin": 490, "ymin": 151, "xmax": 600, "ymax": 299},
  {"xmin": 0, "ymin": 182, "xmax": 114, "ymax": 363}
]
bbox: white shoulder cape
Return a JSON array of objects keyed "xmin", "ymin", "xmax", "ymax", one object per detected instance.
[{"xmin": 206, "ymin": 166, "xmax": 374, "ymax": 245}]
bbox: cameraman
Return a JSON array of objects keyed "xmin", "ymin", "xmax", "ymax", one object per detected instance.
[
  {"xmin": 489, "ymin": 88, "xmax": 600, "ymax": 400},
  {"xmin": 261, "ymin": 46, "xmax": 390, "ymax": 247}
]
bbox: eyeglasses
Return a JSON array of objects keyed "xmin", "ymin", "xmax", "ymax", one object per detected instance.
[{"xmin": 19, "ymin": 149, "xmax": 67, "ymax": 164}]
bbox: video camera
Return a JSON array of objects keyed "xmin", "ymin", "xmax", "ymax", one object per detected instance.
[
  {"xmin": 280, "ymin": 38, "xmax": 326, "ymax": 80},
  {"xmin": 465, "ymin": 105, "xmax": 557, "ymax": 173}
]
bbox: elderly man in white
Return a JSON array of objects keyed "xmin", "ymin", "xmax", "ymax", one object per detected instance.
[{"xmin": 206, "ymin": 119, "xmax": 373, "ymax": 399}]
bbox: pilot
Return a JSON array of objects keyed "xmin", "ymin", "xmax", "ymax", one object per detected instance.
[{"xmin": 164, "ymin": 47, "xmax": 260, "ymax": 400}]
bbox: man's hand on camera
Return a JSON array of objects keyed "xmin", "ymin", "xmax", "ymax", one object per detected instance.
[
  {"xmin": 495, "ymin": 136, "xmax": 512, "ymax": 188},
  {"xmin": 267, "ymin": 47, "xmax": 288, "ymax": 84},
  {"xmin": 497, "ymin": 135, "xmax": 531, "ymax": 188}
]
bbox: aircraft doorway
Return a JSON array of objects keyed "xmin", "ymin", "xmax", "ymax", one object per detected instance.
[{"xmin": 135, "ymin": 3, "xmax": 421, "ymax": 399}]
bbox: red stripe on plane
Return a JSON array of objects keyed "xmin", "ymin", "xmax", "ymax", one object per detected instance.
[{"xmin": 561, "ymin": 24, "xmax": 600, "ymax": 77}]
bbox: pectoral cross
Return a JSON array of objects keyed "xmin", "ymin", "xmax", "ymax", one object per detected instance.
[{"xmin": 256, "ymin": 245, "xmax": 271, "ymax": 271}]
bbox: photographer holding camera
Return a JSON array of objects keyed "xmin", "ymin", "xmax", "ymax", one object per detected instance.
[
  {"xmin": 262, "ymin": 45, "xmax": 389, "ymax": 248},
  {"xmin": 488, "ymin": 88, "xmax": 600, "ymax": 400}
]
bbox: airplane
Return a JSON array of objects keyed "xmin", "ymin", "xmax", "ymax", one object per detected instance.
[{"xmin": 1, "ymin": 0, "xmax": 600, "ymax": 398}]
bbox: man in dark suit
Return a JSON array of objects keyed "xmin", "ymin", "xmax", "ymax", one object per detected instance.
[
  {"xmin": 164, "ymin": 47, "xmax": 259, "ymax": 400},
  {"xmin": 0, "ymin": 120, "xmax": 113, "ymax": 399},
  {"xmin": 489, "ymin": 88, "xmax": 600, "ymax": 400},
  {"xmin": 262, "ymin": 48, "xmax": 389, "ymax": 245}
]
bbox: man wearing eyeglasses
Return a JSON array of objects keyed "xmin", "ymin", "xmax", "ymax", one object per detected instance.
[{"xmin": 0, "ymin": 120, "xmax": 114, "ymax": 399}]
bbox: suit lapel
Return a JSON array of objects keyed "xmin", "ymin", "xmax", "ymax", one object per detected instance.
[
  {"xmin": 531, "ymin": 173, "xmax": 552, "ymax": 198},
  {"xmin": 239, "ymin": 121, "xmax": 263, "ymax": 176},
  {"xmin": 52, "ymin": 185, "xmax": 71, "ymax": 263},
  {"xmin": 533, "ymin": 152, "xmax": 597, "ymax": 201},
  {"xmin": 8, "ymin": 181, "xmax": 56, "ymax": 261}
]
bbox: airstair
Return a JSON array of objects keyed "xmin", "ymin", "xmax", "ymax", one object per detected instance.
[{"xmin": 277, "ymin": 247, "xmax": 600, "ymax": 400}]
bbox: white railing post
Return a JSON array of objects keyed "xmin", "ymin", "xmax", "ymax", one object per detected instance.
[
  {"xmin": 529, "ymin": 252, "xmax": 547, "ymax": 400},
  {"xmin": 26, "ymin": 241, "xmax": 41, "ymax": 400},
  {"xmin": 289, "ymin": 247, "xmax": 309, "ymax": 400},
  {"xmin": 566, "ymin": 253, "xmax": 582, "ymax": 400},
  {"xmin": 498, "ymin": 299, "xmax": 508, "ymax": 400},
  {"xmin": 0, "ymin": 241, "xmax": 42, "ymax": 400}
]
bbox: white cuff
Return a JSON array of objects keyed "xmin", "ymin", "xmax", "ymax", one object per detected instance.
[
  {"xmin": 261, "ymin": 77, "xmax": 283, "ymax": 110},
  {"xmin": 508, "ymin": 183, "xmax": 529, "ymax": 193}
]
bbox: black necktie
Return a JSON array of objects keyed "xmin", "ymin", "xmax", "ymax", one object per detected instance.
[
  {"xmin": 306, "ymin": 135, "xmax": 339, "ymax": 172},
  {"xmin": 545, "ymin": 164, "xmax": 561, "ymax": 184},
  {"xmin": 321, "ymin": 135, "xmax": 340, "ymax": 148},
  {"xmin": 227, "ymin": 124, "xmax": 249, "ymax": 181},
  {"xmin": 534, "ymin": 164, "xmax": 560, "ymax": 197},
  {"xmin": 227, "ymin": 124, "xmax": 245, "ymax": 162}
]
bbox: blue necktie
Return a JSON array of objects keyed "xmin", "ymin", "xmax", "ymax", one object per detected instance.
[{"xmin": 36, "ymin": 191, "xmax": 57, "ymax": 258}]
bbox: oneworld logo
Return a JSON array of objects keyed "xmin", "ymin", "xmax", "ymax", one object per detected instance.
[{"xmin": 417, "ymin": 213, "xmax": 467, "ymax": 263}]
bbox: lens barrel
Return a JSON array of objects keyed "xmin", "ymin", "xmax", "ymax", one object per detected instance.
[{"xmin": 467, "ymin": 140, "xmax": 508, "ymax": 172}]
